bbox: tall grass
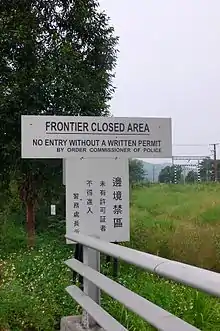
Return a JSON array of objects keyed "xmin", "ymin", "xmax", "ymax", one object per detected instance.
[
  {"xmin": 0, "ymin": 184, "xmax": 220, "ymax": 330},
  {"xmin": 130, "ymin": 183, "xmax": 220, "ymax": 271}
]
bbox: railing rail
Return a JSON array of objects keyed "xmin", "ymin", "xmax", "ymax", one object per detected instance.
[{"xmin": 64, "ymin": 233, "xmax": 220, "ymax": 331}]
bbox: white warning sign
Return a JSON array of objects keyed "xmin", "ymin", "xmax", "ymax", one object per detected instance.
[
  {"xmin": 21, "ymin": 115, "xmax": 172, "ymax": 158},
  {"xmin": 65, "ymin": 158, "xmax": 129, "ymax": 243}
]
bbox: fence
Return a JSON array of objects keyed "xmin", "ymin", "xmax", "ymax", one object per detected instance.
[{"xmin": 63, "ymin": 233, "xmax": 220, "ymax": 331}]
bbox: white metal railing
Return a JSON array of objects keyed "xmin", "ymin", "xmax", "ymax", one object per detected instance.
[{"xmin": 64, "ymin": 233, "xmax": 220, "ymax": 331}]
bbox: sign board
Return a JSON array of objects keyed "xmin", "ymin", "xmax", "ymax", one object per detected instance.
[
  {"xmin": 21, "ymin": 115, "xmax": 172, "ymax": 159},
  {"xmin": 50, "ymin": 205, "xmax": 56, "ymax": 215},
  {"xmin": 65, "ymin": 158, "xmax": 129, "ymax": 243}
]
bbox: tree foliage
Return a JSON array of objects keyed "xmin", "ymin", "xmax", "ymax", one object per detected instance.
[
  {"xmin": 185, "ymin": 170, "xmax": 198, "ymax": 183},
  {"xmin": 0, "ymin": 0, "xmax": 118, "ymax": 166},
  {"xmin": 198, "ymin": 157, "xmax": 220, "ymax": 182},
  {"xmin": 158, "ymin": 165, "xmax": 182, "ymax": 183},
  {"xmin": 0, "ymin": 0, "xmax": 118, "ymax": 245},
  {"xmin": 129, "ymin": 159, "xmax": 146, "ymax": 184}
]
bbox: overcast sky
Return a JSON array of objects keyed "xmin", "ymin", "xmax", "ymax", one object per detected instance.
[{"xmin": 99, "ymin": 0, "xmax": 220, "ymax": 162}]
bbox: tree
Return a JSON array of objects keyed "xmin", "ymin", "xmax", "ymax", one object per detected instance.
[
  {"xmin": 198, "ymin": 157, "xmax": 220, "ymax": 182},
  {"xmin": 158, "ymin": 165, "xmax": 182, "ymax": 183},
  {"xmin": 198, "ymin": 158, "xmax": 212, "ymax": 182},
  {"xmin": 185, "ymin": 170, "xmax": 198, "ymax": 183},
  {"xmin": 129, "ymin": 159, "xmax": 146, "ymax": 184},
  {"xmin": 0, "ymin": 0, "xmax": 118, "ymax": 246}
]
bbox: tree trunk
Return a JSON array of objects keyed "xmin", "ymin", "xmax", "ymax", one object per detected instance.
[
  {"xmin": 20, "ymin": 171, "xmax": 37, "ymax": 249},
  {"xmin": 26, "ymin": 200, "xmax": 35, "ymax": 248}
]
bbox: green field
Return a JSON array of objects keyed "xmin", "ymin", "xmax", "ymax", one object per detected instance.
[{"xmin": 0, "ymin": 184, "xmax": 220, "ymax": 330}]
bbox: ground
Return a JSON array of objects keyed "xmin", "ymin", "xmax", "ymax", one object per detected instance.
[{"xmin": 0, "ymin": 184, "xmax": 220, "ymax": 330}]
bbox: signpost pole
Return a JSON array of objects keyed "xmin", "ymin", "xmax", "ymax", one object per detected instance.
[{"xmin": 62, "ymin": 159, "xmax": 66, "ymax": 185}]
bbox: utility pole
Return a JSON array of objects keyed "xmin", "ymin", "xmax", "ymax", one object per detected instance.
[{"xmin": 210, "ymin": 143, "xmax": 219, "ymax": 182}]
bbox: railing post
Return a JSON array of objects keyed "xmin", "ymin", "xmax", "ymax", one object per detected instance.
[
  {"xmin": 73, "ymin": 244, "xmax": 83, "ymax": 290},
  {"xmin": 82, "ymin": 246, "xmax": 100, "ymax": 328}
]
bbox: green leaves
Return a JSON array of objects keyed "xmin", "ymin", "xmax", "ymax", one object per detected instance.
[
  {"xmin": 0, "ymin": 0, "xmax": 118, "ymax": 245},
  {"xmin": 129, "ymin": 159, "xmax": 147, "ymax": 184},
  {"xmin": 185, "ymin": 170, "xmax": 198, "ymax": 183},
  {"xmin": 0, "ymin": 0, "xmax": 118, "ymax": 186},
  {"xmin": 158, "ymin": 165, "xmax": 182, "ymax": 183},
  {"xmin": 0, "ymin": 0, "xmax": 118, "ymax": 163}
]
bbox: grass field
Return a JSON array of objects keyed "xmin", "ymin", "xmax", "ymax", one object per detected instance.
[
  {"xmin": 130, "ymin": 184, "xmax": 220, "ymax": 271},
  {"xmin": 0, "ymin": 184, "xmax": 220, "ymax": 330}
]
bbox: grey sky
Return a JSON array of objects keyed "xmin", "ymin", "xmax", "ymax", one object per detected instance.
[{"xmin": 100, "ymin": 0, "xmax": 220, "ymax": 162}]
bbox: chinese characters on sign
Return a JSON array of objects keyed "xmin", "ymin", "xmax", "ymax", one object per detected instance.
[
  {"xmin": 100, "ymin": 180, "xmax": 106, "ymax": 232},
  {"xmin": 112, "ymin": 176, "xmax": 123, "ymax": 230},
  {"xmin": 65, "ymin": 158, "xmax": 129, "ymax": 243},
  {"xmin": 73, "ymin": 192, "xmax": 80, "ymax": 233},
  {"xmin": 86, "ymin": 180, "xmax": 93, "ymax": 215}
]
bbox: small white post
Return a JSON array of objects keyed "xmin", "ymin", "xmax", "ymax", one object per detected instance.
[
  {"xmin": 81, "ymin": 246, "xmax": 100, "ymax": 328},
  {"xmin": 197, "ymin": 162, "xmax": 201, "ymax": 182},
  {"xmin": 174, "ymin": 165, "xmax": 177, "ymax": 184}
]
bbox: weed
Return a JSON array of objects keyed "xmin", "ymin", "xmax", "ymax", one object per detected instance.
[{"xmin": 0, "ymin": 184, "xmax": 220, "ymax": 330}]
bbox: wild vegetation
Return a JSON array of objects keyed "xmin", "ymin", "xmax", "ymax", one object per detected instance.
[
  {"xmin": 0, "ymin": 183, "xmax": 220, "ymax": 331},
  {"xmin": 0, "ymin": 2, "xmax": 220, "ymax": 330}
]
